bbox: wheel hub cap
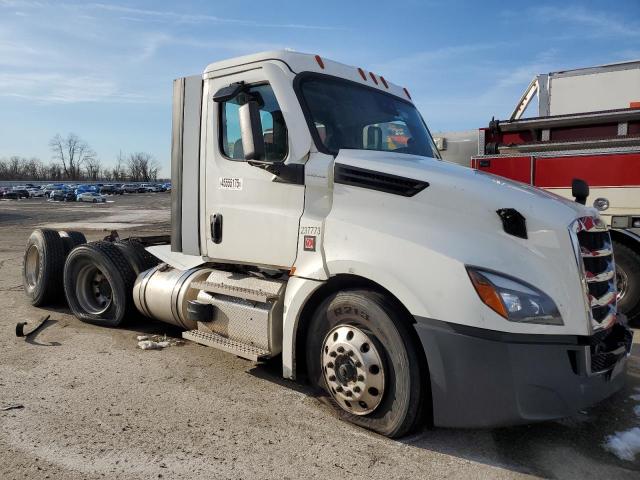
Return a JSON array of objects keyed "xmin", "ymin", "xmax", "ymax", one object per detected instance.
[
  {"xmin": 616, "ymin": 265, "xmax": 628, "ymax": 302},
  {"xmin": 321, "ymin": 325, "xmax": 385, "ymax": 415}
]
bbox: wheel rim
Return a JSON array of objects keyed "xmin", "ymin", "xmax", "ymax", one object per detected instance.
[
  {"xmin": 616, "ymin": 264, "xmax": 628, "ymax": 303},
  {"xmin": 321, "ymin": 325, "xmax": 385, "ymax": 415},
  {"xmin": 75, "ymin": 262, "xmax": 113, "ymax": 314},
  {"xmin": 25, "ymin": 244, "xmax": 40, "ymax": 289}
]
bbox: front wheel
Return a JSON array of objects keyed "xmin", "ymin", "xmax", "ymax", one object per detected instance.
[
  {"xmin": 306, "ymin": 290, "xmax": 427, "ymax": 438},
  {"xmin": 614, "ymin": 241, "xmax": 640, "ymax": 323}
]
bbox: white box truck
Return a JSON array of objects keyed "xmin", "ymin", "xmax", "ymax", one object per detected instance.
[{"xmin": 22, "ymin": 51, "xmax": 632, "ymax": 437}]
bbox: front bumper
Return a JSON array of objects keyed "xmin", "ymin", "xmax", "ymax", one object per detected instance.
[{"xmin": 414, "ymin": 317, "xmax": 633, "ymax": 428}]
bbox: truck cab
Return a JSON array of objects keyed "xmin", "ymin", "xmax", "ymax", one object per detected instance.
[{"xmin": 25, "ymin": 51, "xmax": 633, "ymax": 438}]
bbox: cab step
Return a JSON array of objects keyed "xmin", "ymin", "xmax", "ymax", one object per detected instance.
[{"xmin": 182, "ymin": 329, "xmax": 270, "ymax": 361}]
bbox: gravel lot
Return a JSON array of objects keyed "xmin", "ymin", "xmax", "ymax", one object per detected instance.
[{"xmin": 1, "ymin": 193, "xmax": 639, "ymax": 479}]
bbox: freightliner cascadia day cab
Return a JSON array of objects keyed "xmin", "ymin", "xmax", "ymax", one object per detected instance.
[{"xmin": 22, "ymin": 51, "xmax": 633, "ymax": 438}]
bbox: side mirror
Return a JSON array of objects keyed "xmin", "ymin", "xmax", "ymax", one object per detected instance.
[
  {"xmin": 239, "ymin": 100, "xmax": 265, "ymax": 161},
  {"xmin": 572, "ymin": 178, "xmax": 589, "ymax": 205}
]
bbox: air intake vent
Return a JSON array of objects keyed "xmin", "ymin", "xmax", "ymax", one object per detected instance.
[{"xmin": 334, "ymin": 164, "xmax": 429, "ymax": 197}]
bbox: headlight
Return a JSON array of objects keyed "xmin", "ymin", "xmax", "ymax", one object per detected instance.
[{"xmin": 466, "ymin": 267, "xmax": 563, "ymax": 325}]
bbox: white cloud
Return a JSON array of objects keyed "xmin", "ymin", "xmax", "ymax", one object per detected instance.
[
  {"xmin": 529, "ymin": 5, "xmax": 640, "ymax": 38},
  {"xmin": 0, "ymin": 72, "xmax": 154, "ymax": 104},
  {"xmin": 88, "ymin": 3, "xmax": 343, "ymax": 30}
]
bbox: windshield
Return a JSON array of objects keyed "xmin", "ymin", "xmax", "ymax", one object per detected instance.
[{"xmin": 297, "ymin": 74, "xmax": 439, "ymax": 159}]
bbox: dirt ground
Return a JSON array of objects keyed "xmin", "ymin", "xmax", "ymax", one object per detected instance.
[{"xmin": 1, "ymin": 193, "xmax": 639, "ymax": 480}]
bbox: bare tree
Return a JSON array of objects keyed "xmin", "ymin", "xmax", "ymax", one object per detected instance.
[
  {"xmin": 112, "ymin": 151, "xmax": 127, "ymax": 182},
  {"xmin": 49, "ymin": 133, "xmax": 96, "ymax": 180},
  {"xmin": 85, "ymin": 156, "xmax": 102, "ymax": 181},
  {"xmin": 127, "ymin": 152, "xmax": 158, "ymax": 182}
]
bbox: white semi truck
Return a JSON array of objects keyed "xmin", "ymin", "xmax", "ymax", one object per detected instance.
[{"xmin": 22, "ymin": 51, "xmax": 632, "ymax": 437}]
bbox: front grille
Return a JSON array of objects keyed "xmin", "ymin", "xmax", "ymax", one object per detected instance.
[{"xmin": 571, "ymin": 217, "xmax": 617, "ymax": 331}]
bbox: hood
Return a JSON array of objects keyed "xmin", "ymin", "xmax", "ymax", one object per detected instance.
[
  {"xmin": 334, "ymin": 149, "xmax": 596, "ymax": 228},
  {"xmin": 327, "ymin": 149, "xmax": 596, "ymax": 335}
]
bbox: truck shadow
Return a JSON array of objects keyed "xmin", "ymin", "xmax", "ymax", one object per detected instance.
[
  {"xmin": 249, "ymin": 356, "xmax": 640, "ymax": 477},
  {"xmin": 402, "ymin": 379, "xmax": 640, "ymax": 477}
]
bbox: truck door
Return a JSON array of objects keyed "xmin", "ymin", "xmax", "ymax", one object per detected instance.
[{"xmin": 203, "ymin": 66, "xmax": 307, "ymax": 268}]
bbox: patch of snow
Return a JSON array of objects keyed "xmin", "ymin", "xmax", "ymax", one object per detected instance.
[
  {"xmin": 634, "ymin": 405, "xmax": 640, "ymax": 418},
  {"xmin": 630, "ymin": 394, "xmax": 640, "ymax": 401},
  {"xmin": 603, "ymin": 427, "xmax": 640, "ymax": 461}
]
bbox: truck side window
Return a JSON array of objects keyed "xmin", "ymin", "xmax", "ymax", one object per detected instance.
[{"xmin": 220, "ymin": 84, "xmax": 288, "ymax": 162}]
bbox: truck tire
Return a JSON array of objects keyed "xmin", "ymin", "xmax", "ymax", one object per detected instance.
[
  {"xmin": 58, "ymin": 230, "xmax": 87, "ymax": 254},
  {"xmin": 305, "ymin": 290, "xmax": 426, "ymax": 438},
  {"xmin": 613, "ymin": 241, "xmax": 640, "ymax": 323},
  {"xmin": 64, "ymin": 241, "xmax": 136, "ymax": 327},
  {"xmin": 114, "ymin": 239, "xmax": 160, "ymax": 274},
  {"xmin": 22, "ymin": 228, "xmax": 66, "ymax": 306}
]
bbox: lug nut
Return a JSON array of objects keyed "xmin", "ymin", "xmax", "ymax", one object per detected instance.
[
  {"xmin": 327, "ymin": 362, "xmax": 334, "ymax": 369},
  {"xmin": 336, "ymin": 386, "xmax": 343, "ymax": 392},
  {"xmin": 355, "ymin": 361, "xmax": 362, "ymax": 368},
  {"xmin": 337, "ymin": 346, "xmax": 345, "ymax": 353},
  {"xmin": 328, "ymin": 375, "xmax": 336, "ymax": 381},
  {"xmin": 345, "ymin": 390, "xmax": 352, "ymax": 397},
  {"xmin": 357, "ymin": 375, "xmax": 364, "ymax": 382},
  {"xmin": 329, "ymin": 351, "xmax": 337, "ymax": 358},
  {"xmin": 347, "ymin": 350, "xmax": 354, "ymax": 356},
  {"xmin": 353, "ymin": 386, "xmax": 361, "ymax": 393}
]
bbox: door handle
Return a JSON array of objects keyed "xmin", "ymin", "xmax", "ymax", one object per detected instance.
[{"xmin": 211, "ymin": 214, "xmax": 223, "ymax": 244}]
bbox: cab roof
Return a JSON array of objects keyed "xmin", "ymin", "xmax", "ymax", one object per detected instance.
[{"xmin": 204, "ymin": 50, "xmax": 412, "ymax": 103}]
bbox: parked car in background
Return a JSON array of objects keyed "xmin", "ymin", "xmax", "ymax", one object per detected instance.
[
  {"xmin": 141, "ymin": 183, "xmax": 160, "ymax": 192},
  {"xmin": 42, "ymin": 184, "xmax": 64, "ymax": 197},
  {"xmin": 121, "ymin": 184, "xmax": 139, "ymax": 193},
  {"xmin": 154, "ymin": 183, "xmax": 166, "ymax": 192},
  {"xmin": 51, "ymin": 190, "xmax": 76, "ymax": 202},
  {"xmin": 99, "ymin": 184, "xmax": 123, "ymax": 195},
  {"xmin": 28, "ymin": 188, "xmax": 45, "ymax": 198},
  {"xmin": 163, "ymin": 183, "xmax": 172, "ymax": 191},
  {"xmin": 77, "ymin": 192, "xmax": 107, "ymax": 203},
  {"xmin": 2, "ymin": 190, "xmax": 19, "ymax": 199},
  {"xmin": 12, "ymin": 188, "xmax": 31, "ymax": 199}
]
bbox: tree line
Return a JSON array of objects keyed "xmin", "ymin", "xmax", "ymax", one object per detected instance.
[{"xmin": 0, "ymin": 133, "xmax": 161, "ymax": 182}]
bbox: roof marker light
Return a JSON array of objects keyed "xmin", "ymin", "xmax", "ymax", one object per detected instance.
[
  {"xmin": 403, "ymin": 87, "xmax": 412, "ymax": 100},
  {"xmin": 380, "ymin": 76, "xmax": 389, "ymax": 88},
  {"xmin": 315, "ymin": 55, "xmax": 325, "ymax": 69},
  {"xmin": 357, "ymin": 68, "xmax": 367, "ymax": 81},
  {"xmin": 369, "ymin": 72, "xmax": 379, "ymax": 85}
]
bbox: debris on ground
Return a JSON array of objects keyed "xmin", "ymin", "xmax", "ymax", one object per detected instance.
[
  {"xmin": 1, "ymin": 404, "xmax": 24, "ymax": 411},
  {"xmin": 603, "ymin": 427, "xmax": 640, "ymax": 461},
  {"xmin": 136, "ymin": 334, "xmax": 183, "ymax": 350},
  {"xmin": 15, "ymin": 315, "xmax": 50, "ymax": 337}
]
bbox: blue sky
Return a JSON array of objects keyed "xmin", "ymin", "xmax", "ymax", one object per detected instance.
[{"xmin": 1, "ymin": 0, "xmax": 639, "ymax": 176}]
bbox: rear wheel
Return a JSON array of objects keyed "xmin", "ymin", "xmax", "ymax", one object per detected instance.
[
  {"xmin": 64, "ymin": 242, "xmax": 136, "ymax": 327},
  {"xmin": 22, "ymin": 228, "xmax": 66, "ymax": 306},
  {"xmin": 306, "ymin": 290, "xmax": 426, "ymax": 438},
  {"xmin": 58, "ymin": 230, "xmax": 87, "ymax": 254},
  {"xmin": 114, "ymin": 239, "xmax": 160, "ymax": 274},
  {"xmin": 614, "ymin": 241, "xmax": 640, "ymax": 323}
]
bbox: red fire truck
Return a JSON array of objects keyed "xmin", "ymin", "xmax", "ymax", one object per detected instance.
[{"xmin": 468, "ymin": 60, "xmax": 640, "ymax": 322}]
